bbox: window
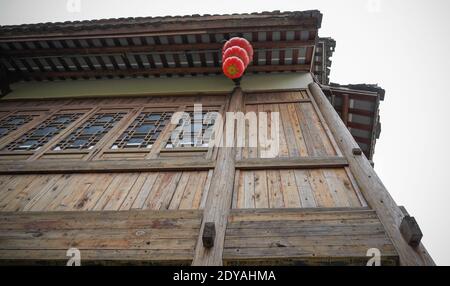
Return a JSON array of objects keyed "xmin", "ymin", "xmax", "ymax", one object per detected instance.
[
  {"xmin": 52, "ymin": 112, "xmax": 126, "ymax": 151},
  {"xmin": 2, "ymin": 112, "xmax": 84, "ymax": 151},
  {"xmin": 0, "ymin": 95, "xmax": 227, "ymax": 162},
  {"xmin": 0, "ymin": 114, "xmax": 39, "ymax": 138},
  {"xmin": 166, "ymin": 107, "xmax": 219, "ymax": 149},
  {"xmin": 111, "ymin": 111, "xmax": 173, "ymax": 149}
]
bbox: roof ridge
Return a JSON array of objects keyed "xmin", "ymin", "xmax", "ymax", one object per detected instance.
[{"xmin": 0, "ymin": 10, "xmax": 321, "ymax": 31}]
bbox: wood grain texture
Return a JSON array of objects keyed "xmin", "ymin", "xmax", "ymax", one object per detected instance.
[
  {"xmin": 223, "ymin": 208, "xmax": 399, "ymax": 266},
  {"xmin": 235, "ymin": 156, "xmax": 348, "ymax": 170},
  {"xmin": 0, "ymin": 158, "xmax": 214, "ymax": 174},
  {"xmin": 192, "ymin": 87, "xmax": 243, "ymax": 266},
  {"xmin": 0, "ymin": 171, "xmax": 209, "ymax": 212},
  {"xmin": 240, "ymin": 99, "xmax": 336, "ymax": 159},
  {"xmin": 234, "ymin": 168, "xmax": 363, "ymax": 209},
  {"xmin": 0, "ymin": 209, "xmax": 202, "ymax": 265}
]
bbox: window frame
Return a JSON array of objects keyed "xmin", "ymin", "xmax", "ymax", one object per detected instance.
[
  {"xmin": 94, "ymin": 105, "xmax": 180, "ymax": 160},
  {"xmin": 0, "ymin": 94, "xmax": 227, "ymax": 162},
  {"xmin": 0, "ymin": 109, "xmax": 52, "ymax": 160}
]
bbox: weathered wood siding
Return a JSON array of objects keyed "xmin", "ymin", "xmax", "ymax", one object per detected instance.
[
  {"xmin": 231, "ymin": 90, "xmax": 366, "ymax": 210},
  {"xmin": 0, "ymin": 171, "xmax": 211, "ymax": 212},
  {"xmin": 223, "ymin": 208, "xmax": 399, "ymax": 266},
  {"xmin": 0, "ymin": 210, "xmax": 202, "ymax": 265},
  {"xmin": 233, "ymin": 168, "xmax": 365, "ymax": 209},
  {"xmin": 0, "ymin": 89, "xmax": 403, "ymax": 265}
]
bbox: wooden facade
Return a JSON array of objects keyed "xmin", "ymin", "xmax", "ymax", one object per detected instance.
[{"xmin": 0, "ymin": 11, "xmax": 433, "ymax": 266}]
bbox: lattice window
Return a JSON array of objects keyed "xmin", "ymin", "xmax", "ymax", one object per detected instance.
[
  {"xmin": 2, "ymin": 112, "xmax": 84, "ymax": 151},
  {"xmin": 0, "ymin": 114, "xmax": 38, "ymax": 138},
  {"xmin": 111, "ymin": 111, "xmax": 173, "ymax": 149},
  {"xmin": 166, "ymin": 107, "xmax": 219, "ymax": 148},
  {"xmin": 53, "ymin": 112, "xmax": 126, "ymax": 150}
]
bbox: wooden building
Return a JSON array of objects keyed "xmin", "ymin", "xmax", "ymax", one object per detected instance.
[{"xmin": 0, "ymin": 10, "xmax": 434, "ymax": 265}]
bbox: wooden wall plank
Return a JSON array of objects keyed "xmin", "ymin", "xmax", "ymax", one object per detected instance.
[
  {"xmin": 146, "ymin": 172, "xmax": 182, "ymax": 210},
  {"xmin": 168, "ymin": 172, "xmax": 190, "ymax": 210},
  {"xmin": 22, "ymin": 175, "xmax": 63, "ymax": 211},
  {"xmin": 55, "ymin": 174, "xmax": 99, "ymax": 211},
  {"xmin": 0, "ymin": 175, "xmax": 37, "ymax": 206},
  {"xmin": 0, "ymin": 171, "xmax": 209, "ymax": 212},
  {"xmin": 118, "ymin": 173, "xmax": 150, "ymax": 210},
  {"xmin": 280, "ymin": 170, "xmax": 300, "ymax": 208},
  {"xmin": 279, "ymin": 104, "xmax": 300, "ymax": 157},
  {"xmin": 308, "ymin": 169, "xmax": 335, "ymax": 208},
  {"xmin": 131, "ymin": 173, "xmax": 159, "ymax": 209},
  {"xmin": 2, "ymin": 175, "xmax": 58, "ymax": 212},
  {"xmin": 243, "ymin": 171, "xmax": 255, "ymax": 208},
  {"xmin": 223, "ymin": 208, "xmax": 399, "ymax": 266},
  {"xmin": 75, "ymin": 174, "xmax": 115, "ymax": 211},
  {"xmin": 287, "ymin": 103, "xmax": 309, "ymax": 156},
  {"xmin": 178, "ymin": 172, "xmax": 200, "ymax": 210},
  {"xmin": 293, "ymin": 169, "xmax": 316, "ymax": 208},
  {"xmin": 190, "ymin": 172, "xmax": 208, "ymax": 209},
  {"xmin": 0, "ymin": 209, "xmax": 202, "ymax": 265},
  {"xmin": 234, "ymin": 168, "xmax": 362, "ymax": 209},
  {"xmin": 267, "ymin": 170, "xmax": 284, "ymax": 208},
  {"xmin": 102, "ymin": 173, "xmax": 140, "ymax": 211},
  {"xmin": 26, "ymin": 174, "xmax": 74, "ymax": 211},
  {"xmin": 0, "ymin": 158, "xmax": 215, "ymax": 174},
  {"xmin": 253, "ymin": 170, "xmax": 269, "ymax": 208},
  {"xmin": 235, "ymin": 156, "xmax": 348, "ymax": 170}
]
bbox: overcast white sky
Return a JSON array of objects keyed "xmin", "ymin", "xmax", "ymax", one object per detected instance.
[{"xmin": 1, "ymin": 0, "xmax": 449, "ymax": 265}]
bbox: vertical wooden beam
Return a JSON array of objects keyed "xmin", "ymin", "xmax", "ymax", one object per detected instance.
[
  {"xmin": 192, "ymin": 87, "xmax": 244, "ymax": 265},
  {"xmin": 341, "ymin": 93, "xmax": 349, "ymax": 126},
  {"xmin": 308, "ymin": 82, "xmax": 434, "ymax": 266}
]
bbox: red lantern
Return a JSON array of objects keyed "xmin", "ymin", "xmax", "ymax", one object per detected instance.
[
  {"xmin": 222, "ymin": 37, "xmax": 254, "ymax": 61},
  {"xmin": 222, "ymin": 46, "xmax": 250, "ymax": 67},
  {"xmin": 222, "ymin": 56, "xmax": 245, "ymax": 79}
]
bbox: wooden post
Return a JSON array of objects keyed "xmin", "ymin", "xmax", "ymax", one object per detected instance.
[
  {"xmin": 192, "ymin": 87, "xmax": 244, "ymax": 265},
  {"xmin": 308, "ymin": 82, "xmax": 434, "ymax": 266},
  {"xmin": 341, "ymin": 93, "xmax": 349, "ymax": 126}
]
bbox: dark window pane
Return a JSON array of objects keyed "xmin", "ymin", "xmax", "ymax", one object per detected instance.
[
  {"xmin": 9, "ymin": 118, "xmax": 25, "ymax": 125},
  {"xmin": 71, "ymin": 139, "xmax": 88, "ymax": 147},
  {"xmin": 53, "ymin": 112, "xmax": 126, "ymax": 150},
  {"xmin": 147, "ymin": 114, "xmax": 161, "ymax": 121},
  {"xmin": 97, "ymin": 115, "xmax": 113, "ymax": 123},
  {"xmin": 82, "ymin": 125, "xmax": 105, "ymax": 135},
  {"xmin": 111, "ymin": 111, "xmax": 171, "ymax": 149},
  {"xmin": 0, "ymin": 114, "xmax": 38, "ymax": 138},
  {"xmin": 136, "ymin": 124, "xmax": 155, "ymax": 133},
  {"xmin": 126, "ymin": 137, "xmax": 144, "ymax": 147},
  {"xmin": 4, "ymin": 113, "xmax": 83, "ymax": 151},
  {"xmin": 54, "ymin": 116, "xmax": 71, "ymax": 123},
  {"xmin": 33, "ymin": 126, "xmax": 58, "ymax": 136}
]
